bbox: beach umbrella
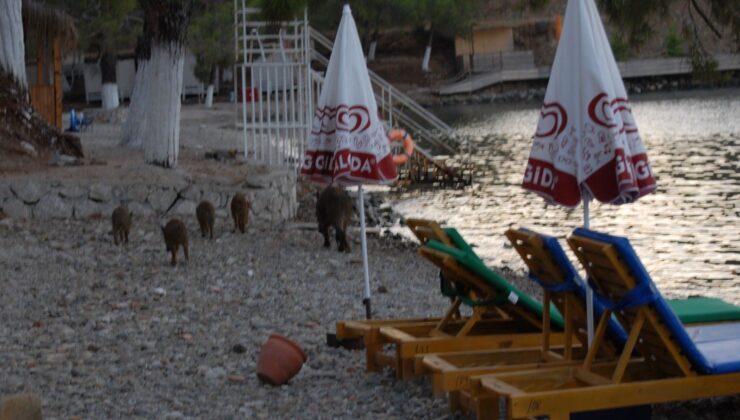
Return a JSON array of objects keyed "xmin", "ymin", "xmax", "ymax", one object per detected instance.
[
  {"xmin": 521, "ymin": 0, "xmax": 657, "ymax": 344},
  {"xmin": 300, "ymin": 4, "xmax": 398, "ymax": 319}
]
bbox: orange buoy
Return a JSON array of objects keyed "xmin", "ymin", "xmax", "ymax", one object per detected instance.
[{"xmin": 388, "ymin": 129, "xmax": 415, "ymax": 166}]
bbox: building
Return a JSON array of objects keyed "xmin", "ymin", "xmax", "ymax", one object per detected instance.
[
  {"xmin": 455, "ymin": 16, "xmax": 560, "ymax": 73},
  {"xmin": 23, "ymin": 0, "xmax": 77, "ymax": 129}
]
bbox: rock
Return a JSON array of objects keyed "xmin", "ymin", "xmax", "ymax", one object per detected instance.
[
  {"xmin": 73, "ymin": 200, "xmax": 107, "ymax": 219},
  {"xmin": 179, "ymin": 185, "xmax": 201, "ymax": 202},
  {"xmin": 0, "ymin": 182, "xmax": 11, "ymax": 201},
  {"xmin": 125, "ymin": 184, "xmax": 151, "ymax": 202},
  {"xmin": 59, "ymin": 184, "xmax": 87, "ymax": 199},
  {"xmin": 11, "ymin": 180, "xmax": 48, "ymax": 204},
  {"xmin": 147, "ymin": 188, "xmax": 178, "ymax": 213},
  {"xmin": 244, "ymin": 174, "xmax": 272, "ymax": 189},
  {"xmin": 89, "ymin": 184, "xmax": 113, "ymax": 202},
  {"xmin": 204, "ymin": 367, "xmax": 227, "ymax": 382},
  {"xmin": 1, "ymin": 198, "xmax": 30, "ymax": 219},
  {"xmin": 232, "ymin": 344, "xmax": 247, "ymax": 354},
  {"xmin": 170, "ymin": 199, "xmax": 197, "ymax": 216},
  {"xmin": 20, "ymin": 141, "xmax": 37, "ymax": 157},
  {"xmin": 127, "ymin": 201, "xmax": 154, "ymax": 218},
  {"xmin": 228, "ymin": 374, "xmax": 246, "ymax": 384},
  {"xmin": 201, "ymin": 191, "xmax": 222, "ymax": 208},
  {"xmin": 49, "ymin": 153, "xmax": 79, "ymax": 167},
  {"xmin": 153, "ymin": 288, "xmax": 166, "ymax": 296},
  {"xmin": 33, "ymin": 194, "xmax": 72, "ymax": 219}
]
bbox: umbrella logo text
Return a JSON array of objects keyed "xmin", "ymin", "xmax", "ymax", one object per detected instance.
[
  {"xmin": 337, "ymin": 105, "xmax": 371, "ymax": 133},
  {"xmin": 524, "ymin": 163, "xmax": 558, "ymax": 190},
  {"xmin": 311, "ymin": 104, "xmax": 371, "ymax": 135},
  {"xmin": 588, "ymin": 93, "xmax": 638, "ymax": 134},
  {"xmin": 535, "ymin": 102, "xmax": 568, "ymax": 139}
]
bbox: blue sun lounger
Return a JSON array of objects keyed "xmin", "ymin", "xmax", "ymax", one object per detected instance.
[
  {"xmin": 422, "ymin": 227, "xmax": 628, "ymax": 404},
  {"xmin": 469, "ymin": 228, "xmax": 740, "ymax": 420}
]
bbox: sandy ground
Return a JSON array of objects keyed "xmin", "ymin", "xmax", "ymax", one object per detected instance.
[{"xmin": 2, "ymin": 104, "xmax": 264, "ymax": 184}]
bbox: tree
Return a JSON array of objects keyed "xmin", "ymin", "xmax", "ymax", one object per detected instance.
[
  {"xmin": 598, "ymin": 0, "xmax": 740, "ymax": 75},
  {"xmin": 122, "ymin": 0, "xmax": 192, "ymax": 168},
  {"xmin": 48, "ymin": 0, "xmax": 139, "ymax": 111},
  {"xmin": 303, "ymin": 0, "xmax": 410, "ymax": 61},
  {"xmin": 402, "ymin": 0, "xmax": 478, "ymax": 72},
  {"xmin": 188, "ymin": 0, "xmax": 232, "ymax": 108},
  {"xmin": 0, "ymin": 0, "xmax": 27, "ymax": 90}
]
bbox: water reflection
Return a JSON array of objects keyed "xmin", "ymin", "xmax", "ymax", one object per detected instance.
[{"xmin": 393, "ymin": 89, "xmax": 740, "ymax": 303}]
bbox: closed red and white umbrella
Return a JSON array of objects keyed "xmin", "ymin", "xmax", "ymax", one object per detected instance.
[
  {"xmin": 521, "ymin": 0, "xmax": 657, "ymax": 344},
  {"xmin": 523, "ymin": 0, "xmax": 656, "ymax": 208},
  {"xmin": 301, "ymin": 5, "xmax": 397, "ymax": 318}
]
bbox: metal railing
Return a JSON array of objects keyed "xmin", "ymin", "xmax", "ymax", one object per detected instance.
[
  {"xmin": 234, "ymin": 3, "xmax": 312, "ymax": 167},
  {"xmin": 233, "ymin": 4, "xmax": 461, "ymax": 166},
  {"xmin": 309, "ymin": 28, "xmax": 459, "ymax": 155}
]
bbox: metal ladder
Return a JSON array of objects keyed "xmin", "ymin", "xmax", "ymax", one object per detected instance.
[{"xmin": 309, "ymin": 28, "xmax": 459, "ymax": 155}]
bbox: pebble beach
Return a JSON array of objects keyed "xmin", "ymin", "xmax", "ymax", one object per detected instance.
[
  {"xmin": 1, "ymin": 212, "xmax": 738, "ymax": 419},
  {"xmin": 0, "ymin": 214, "xmax": 456, "ymax": 419}
]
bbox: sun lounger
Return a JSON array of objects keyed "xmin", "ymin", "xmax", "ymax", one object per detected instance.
[
  {"xmin": 372, "ymin": 225, "xmax": 571, "ymax": 380},
  {"xmin": 468, "ymin": 228, "xmax": 740, "ymax": 420},
  {"xmin": 336, "ymin": 219, "xmax": 567, "ymax": 379},
  {"xmin": 335, "ymin": 219, "xmax": 508, "ymax": 339},
  {"xmin": 421, "ymin": 227, "xmax": 626, "ymax": 399}
]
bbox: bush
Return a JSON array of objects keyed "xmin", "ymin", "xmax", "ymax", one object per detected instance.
[
  {"xmin": 664, "ymin": 25, "xmax": 684, "ymax": 57},
  {"xmin": 610, "ymin": 34, "xmax": 630, "ymax": 61}
]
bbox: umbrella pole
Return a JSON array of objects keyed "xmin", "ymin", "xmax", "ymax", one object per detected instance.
[
  {"xmin": 358, "ymin": 185, "xmax": 372, "ymax": 319},
  {"xmin": 583, "ymin": 197, "xmax": 594, "ymax": 347}
]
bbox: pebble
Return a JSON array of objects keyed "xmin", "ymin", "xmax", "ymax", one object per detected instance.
[
  {"xmin": 227, "ymin": 374, "xmax": 246, "ymax": 384},
  {"xmin": 0, "ymin": 216, "xmax": 724, "ymax": 418}
]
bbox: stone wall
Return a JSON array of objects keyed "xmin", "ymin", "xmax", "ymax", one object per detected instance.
[{"xmin": 0, "ymin": 170, "xmax": 297, "ymax": 223}]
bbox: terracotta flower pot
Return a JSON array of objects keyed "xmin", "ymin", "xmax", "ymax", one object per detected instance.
[{"xmin": 256, "ymin": 334, "xmax": 307, "ymax": 386}]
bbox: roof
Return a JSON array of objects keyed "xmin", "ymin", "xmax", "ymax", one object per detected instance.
[
  {"xmin": 471, "ymin": 0, "xmax": 564, "ymax": 30},
  {"xmin": 22, "ymin": 0, "xmax": 78, "ymax": 49}
]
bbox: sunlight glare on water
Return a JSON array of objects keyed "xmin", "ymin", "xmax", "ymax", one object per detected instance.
[{"xmin": 393, "ymin": 89, "xmax": 740, "ymax": 303}]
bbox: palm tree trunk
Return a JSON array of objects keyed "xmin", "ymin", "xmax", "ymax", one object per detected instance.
[
  {"xmin": 124, "ymin": 0, "xmax": 191, "ymax": 168},
  {"xmin": 0, "ymin": 0, "xmax": 27, "ymax": 91},
  {"xmin": 121, "ymin": 59, "xmax": 148, "ymax": 148},
  {"xmin": 142, "ymin": 43, "xmax": 184, "ymax": 167}
]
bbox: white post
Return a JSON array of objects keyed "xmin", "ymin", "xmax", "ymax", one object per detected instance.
[
  {"xmin": 421, "ymin": 45, "xmax": 432, "ymax": 72},
  {"xmin": 358, "ymin": 185, "xmax": 372, "ymax": 319},
  {"xmin": 241, "ymin": 65, "xmax": 248, "ymax": 158},
  {"xmin": 205, "ymin": 84, "xmax": 214, "ymax": 107},
  {"xmin": 101, "ymin": 83, "xmax": 120, "ymax": 110},
  {"xmin": 367, "ymin": 40, "xmax": 377, "ymax": 62},
  {"xmin": 583, "ymin": 196, "xmax": 593, "ymax": 347}
]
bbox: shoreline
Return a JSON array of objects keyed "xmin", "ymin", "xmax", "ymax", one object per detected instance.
[{"xmin": 405, "ymin": 73, "xmax": 740, "ymax": 107}]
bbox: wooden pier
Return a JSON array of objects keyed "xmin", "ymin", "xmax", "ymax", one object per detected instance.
[
  {"xmin": 396, "ymin": 145, "xmax": 473, "ymax": 188},
  {"xmin": 439, "ymin": 53, "xmax": 740, "ymax": 95}
]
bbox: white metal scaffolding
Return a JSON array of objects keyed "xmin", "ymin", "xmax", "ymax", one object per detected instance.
[{"xmin": 234, "ymin": 2, "xmax": 312, "ymax": 167}]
